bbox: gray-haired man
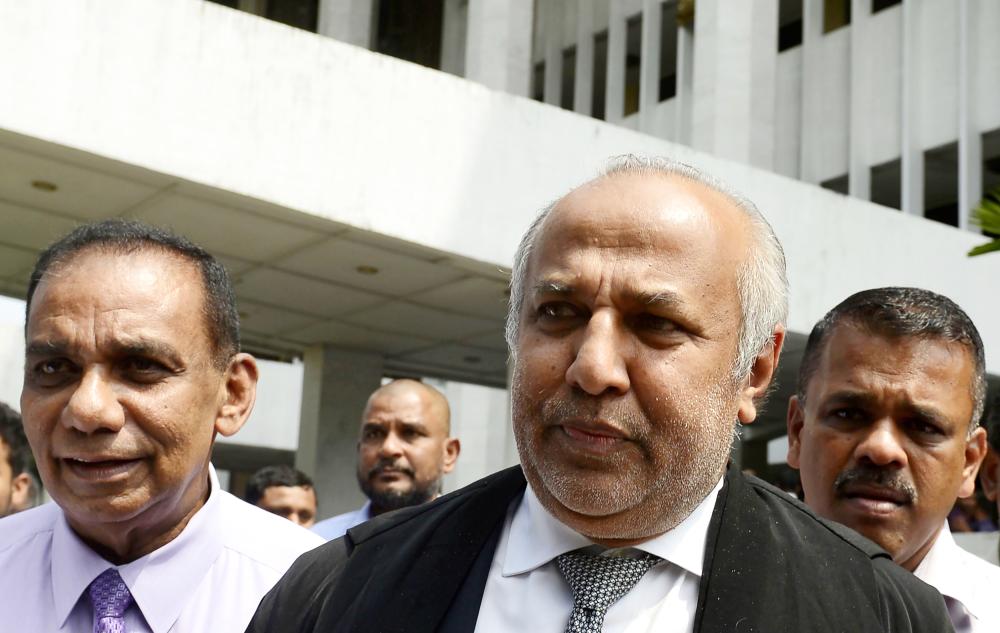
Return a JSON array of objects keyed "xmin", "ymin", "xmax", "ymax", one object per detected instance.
[{"xmin": 249, "ymin": 158, "xmax": 950, "ymax": 632}]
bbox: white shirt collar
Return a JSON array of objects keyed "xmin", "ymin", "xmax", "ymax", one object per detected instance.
[
  {"xmin": 914, "ymin": 521, "xmax": 991, "ymax": 623},
  {"xmin": 52, "ymin": 465, "xmax": 226, "ymax": 633},
  {"xmin": 502, "ymin": 476, "xmax": 723, "ymax": 578}
]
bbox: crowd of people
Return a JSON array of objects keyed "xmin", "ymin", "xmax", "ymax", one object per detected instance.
[{"xmin": 0, "ymin": 155, "xmax": 998, "ymax": 632}]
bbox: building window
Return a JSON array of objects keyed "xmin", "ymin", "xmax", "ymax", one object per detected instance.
[
  {"xmin": 870, "ymin": 158, "xmax": 901, "ymax": 210},
  {"xmin": 820, "ymin": 174, "xmax": 849, "ymax": 195},
  {"xmin": 778, "ymin": 0, "xmax": 803, "ymax": 51},
  {"xmin": 266, "ymin": 0, "xmax": 319, "ymax": 32},
  {"xmin": 593, "ymin": 30, "xmax": 608, "ymax": 120},
  {"xmin": 532, "ymin": 61, "xmax": 545, "ymax": 102},
  {"xmin": 823, "ymin": 0, "xmax": 851, "ymax": 33},
  {"xmin": 872, "ymin": 0, "xmax": 902, "ymax": 13},
  {"xmin": 374, "ymin": 0, "xmax": 445, "ymax": 69},
  {"xmin": 624, "ymin": 14, "xmax": 642, "ymax": 117},
  {"xmin": 561, "ymin": 46, "xmax": 576, "ymax": 111},
  {"xmin": 924, "ymin": 143, "xmax": 959, "ymax": 227},
  {"xmin": 659, "ymin": 1, "xmax": 678, "ymax": 101}
]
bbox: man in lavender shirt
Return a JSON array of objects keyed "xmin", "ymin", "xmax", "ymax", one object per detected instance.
[{"xmin": 0, "ymin": 220, "xmax": 322, "ymax": 632}]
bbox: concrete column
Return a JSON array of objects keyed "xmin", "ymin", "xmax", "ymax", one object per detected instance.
[
  {"xmin": 317, "ymin": 0, "xmax": 375, "ymax": 48},
  {"xmin": 957, "ymin": 0, "xmax": 981, "ymax": 230},
  {"xmin": 440, "ymin": 0, "xmax": 468, "ymax": 77},
  {"xmin": 465, "ymin": 0, "xmax": 535, "ymax": 97},
  {"xmin": 638, "ymin": 0, "xmax": 662, "ymax": 133},
  {"xmin": 604, "ymin": 1, "xmax": 626, "ymax": 122},
  {"xmin": 847, "ymin": 0, "xmax": 871, "ymax": 200},
  {"xmin": 542, "ymin": 0, "xmax": 563, "ymax": 106},
  {"xmin": 674, "ymin": 22, "xmax": 695, "ymax": 145},
  {"xmin": 799, "ymin": 0, "xmax": 824, "ymax": 183},
  {"xmin": 690, "ymin": 0, "xmax": 778, "ymax": 169},
  {"xmin": 900, "ymin": 0, "xmax": 923, "ymax": 215},
  {"xmin": 573, "ymin": 0, "xmax": 595, "ymax": 117},
  {"xmin": 296, "ymin": 345, "xmax": 384, "ymax": 519}
]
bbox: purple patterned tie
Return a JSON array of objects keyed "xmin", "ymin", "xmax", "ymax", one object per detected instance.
[{"xmin": 88, "ymin": 569, "xmax": 133, "ymax": 633}]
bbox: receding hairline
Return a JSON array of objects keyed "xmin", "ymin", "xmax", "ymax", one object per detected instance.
[
  {"xmin": 363, "ymin": 379, "xmax": 452, "ymax": 435},
  {"xmin": 529, "ymin": 170, "xmax": 755, "ymax": 288},
  {"xmin": 27, "ymin": 246, "xmax": 219, "ymax": 357},
  {"xmin": 801, "ymin": 320, "xmax": 980, "ymax": 417}
]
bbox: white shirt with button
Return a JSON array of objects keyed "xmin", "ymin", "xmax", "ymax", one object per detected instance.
[
  {"xmin": 914, "ymin": 522, "xmax": 1000, "ymax": 633},
  {"xmin": 474, "ymin": 477, "xmax": 722, "ymax": 633},
  {"xmin": 0, "ymin": 465, "xmax": 324, "ymax": 632}
]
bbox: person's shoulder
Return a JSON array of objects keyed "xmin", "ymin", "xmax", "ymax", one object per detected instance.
[
  {"xmin": 245, "ymin": 467, "xmax": 526, "ymax": 632},
  {"xmin": 741, "ymin": 474, "xmax": 886, "ymax": 558},
  {"xmin": 312, "ymin": 507, "xmax": 365, "ymax": 541},
  {"xmin": 945, "ymin": 539, "xmax": 1000, "ymax": 624},
  {"xmin": 954, "ymin": 539, "xmax": 1000, "ymax": 579},
  {"xmin": 0, "ymin": 502, "xmax": 61, "ymax": 556},
  {"xmin": 216, "ymin": 491, "xmax": 325, "ymax": 570},
  {"xmin": 868, "ymin": 557, "xmax": 955, "ymax": 631},
  {"xmin": 737, "ymin": 474, "xmax": 951, "ymax": 632},
  {"xmin": 347, "ymin": 465, "xmax": 525, "ymax": 546}
]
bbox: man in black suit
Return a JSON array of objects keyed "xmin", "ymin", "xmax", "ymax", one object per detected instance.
[{"xmin": 247, "ymin": 157, "xmax": 950, "ymax": 632}]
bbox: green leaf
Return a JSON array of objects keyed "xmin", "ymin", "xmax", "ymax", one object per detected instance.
[
  {"xmin": 968, "ymin": 185, "xmax": 1000, "ymax": 256},
  {"xmin": 968, "ymin": 239, "xmax": 1000, "ymax": 257}
]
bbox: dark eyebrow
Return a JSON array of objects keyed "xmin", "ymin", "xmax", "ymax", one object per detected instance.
[
  {"xmin": 25, "ymin": 340, "xmax": 69, "ymax": 357},
  {"xmin": 112, "ymin": 340, "xmax": 185, "ymax": 365},
  {"xmin": 825, "ymin": 391, "xmax": 950, "ymax": 427},
  {"xmin": 824, "ymin": 391, "xmax": 877, "ymax": 409},
  {"xmin": 25, "ymin": 338, "xmax": 183, "ymax": 365}
]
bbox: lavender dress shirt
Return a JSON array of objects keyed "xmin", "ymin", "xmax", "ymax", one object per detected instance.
[
  {"xmin": 311, "ymin": 501, "xmax": 372, "ymax": 541},
  {"xmin": 0, "ymin": 465, "xmax": 323, "ymax": 632}
]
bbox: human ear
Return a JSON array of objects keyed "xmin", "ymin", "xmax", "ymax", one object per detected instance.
[
  {"xmin": 215, "ymin": 353, "xmax": 259, "ymax": 437},
  {"xmin": 10, "ymin": 472, "xmax": 32, "ymax": 512},
  {"xmin": 441, "ymin": 438, "xmax": 461, "ymax": 474},
  {"xmin": 736, "ymin": 325, "xmax": 785, "ymax": 424},
  {"xmin": 981, "ymin": 447, "xmax": 1000, "ymax": 502},
  {"xmin": 786, "ymin": 395, "xmax": 805, "ymax": 470},
  {"xmin": 957, "ymin": 427, "xmax": 988, "ymax": 499}
]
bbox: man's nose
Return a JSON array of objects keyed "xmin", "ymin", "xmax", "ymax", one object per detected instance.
[
  {"xmin": 855, "ymin": 419, "xmax": 908, "ymax": 468},
  {"xmin": 378, "ymin": 430, "xmax": 405, "ymax": 458},
  {"xmin": 564, "ymin": 311, "xmax": 630, "ymax": 396},
  {"xmin": 63, "ymin": 367, "xmax": 125, "ymax": 434}
]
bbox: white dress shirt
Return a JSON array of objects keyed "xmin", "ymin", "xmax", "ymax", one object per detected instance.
[
  {"xmin": 312, "ymin": 501, "xmax": 372, "ymax": 541},
  {"xmin": 914, "ymin": 523, "xmax": 1000, "ymax": 633},
  {"xmin": 0, "ymin": 465, "xmax": 324, "ymax": 633},
  {"xmin": 474, "ymin": 478, "xmax": 722, "ymax": 633}
]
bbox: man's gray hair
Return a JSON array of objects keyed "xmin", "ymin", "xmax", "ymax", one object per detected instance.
[{"xmin": 505, "ymin": 155, "xmax": 789, "ymax": 383}]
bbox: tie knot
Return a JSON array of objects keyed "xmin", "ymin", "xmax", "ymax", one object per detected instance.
[
  {"xmin": 88, "ymin": 568, "xmax": 133, "ymax": 619},
  {"xmin": 556, "ymin": 550, "xmax": 660, "ymax": 613}
]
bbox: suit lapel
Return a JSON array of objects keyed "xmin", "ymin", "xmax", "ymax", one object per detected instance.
[{"xmin": 361, "ymin": 467, "xmax": 527, "ymax": 633}]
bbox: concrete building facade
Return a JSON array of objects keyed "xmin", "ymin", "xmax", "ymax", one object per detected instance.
[{"xmin": 0, "ymin": 0, "xmax": 998, "ymax": 518}]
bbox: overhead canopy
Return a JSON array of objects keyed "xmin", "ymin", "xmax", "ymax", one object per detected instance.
[{"xmin": 0, "ymin": 131, "xmax": 510, "ymax": 388}]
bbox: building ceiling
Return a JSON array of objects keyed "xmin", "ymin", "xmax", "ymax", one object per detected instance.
[
  {"xmin": 0, "ymin": 130, "xmax": 812, "ymax": 442},
  {"xmin": 0, "ymin": 131, "xmax": 511, "ymax": 387}
]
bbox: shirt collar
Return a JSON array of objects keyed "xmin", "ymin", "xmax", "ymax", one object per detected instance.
[
  {"xmin": 52, "ymin": 465, "xmax": 226, "ymax": 633},
  {"xmin": 502, "ymin": 476, "xmax": 723, "ymax": 578},
  {"xmin": 913, "ymin": 522, "xmax": 988, "ymax": 622}
]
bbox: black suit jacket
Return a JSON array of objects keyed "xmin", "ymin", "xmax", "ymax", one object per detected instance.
[{"xmin": 247, "ymin": 465, "xmax": 952, "ymax": 632}]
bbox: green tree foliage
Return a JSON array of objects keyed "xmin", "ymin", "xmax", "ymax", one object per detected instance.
[{"xmin": 969, "ymin": 186, "xmax": 1000, "ymax": 257}]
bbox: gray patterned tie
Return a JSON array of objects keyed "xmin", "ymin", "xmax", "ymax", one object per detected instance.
[{"xmin": 556, "ymin": 550, "xmax": 660, "ymax": 633}]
